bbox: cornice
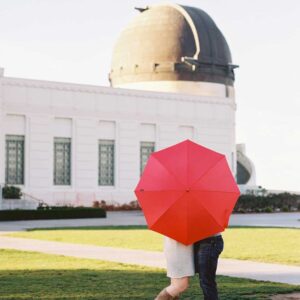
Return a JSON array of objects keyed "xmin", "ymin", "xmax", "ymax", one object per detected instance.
[{"xmin": 2, "ymin": 77, "xmax": 236, "ymax": 109}]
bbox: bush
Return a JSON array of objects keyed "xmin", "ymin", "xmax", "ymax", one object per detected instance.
[
  {"xmin": 234, "ymin": 192, "xmax": 300, "ymax": 213},
  {"xmin": 93, "ymin": 200, "xmax": 141, "ymax": 211},
  {"xmin": 263, "ymin": 207, "xmax": 273, "ymax": 213},
  {"xmin": 282, "ymin": 206, "xmax": 289, "ymax": 212},
  {"xmin": 0, "ymin": 207, "xmax": 106, "ymax": 221},
  {"xmin": 2, "ymin": 185, "xmax": 22, "ymax": 199}
]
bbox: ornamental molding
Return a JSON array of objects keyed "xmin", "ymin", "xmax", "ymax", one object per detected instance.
[{"xmin": 2, "ymin": 77, "xmax": 236, "ymax": 109}]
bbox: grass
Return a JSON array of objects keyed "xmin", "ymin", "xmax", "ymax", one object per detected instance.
[
  {"xmin": 0, "ymin": 248, "xmax": 299, "ymax": 300},
  {"xmin": 8, "ymin": 226, "xmax": 300, "ymax": 266}
]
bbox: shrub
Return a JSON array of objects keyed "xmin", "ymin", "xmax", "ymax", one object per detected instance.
[
  {"xmin": 92, "ymin": 201, "xmax": 100, "ymax": 208},
  {"xmin": 263, "ymin": 207, "xmax": 273, "ymax": 213},
  {"xmin": 0, "ymin": 207, "xmax": 106, "ymax": 221},
  {"xmin": 282, "ymin": 206, "xmax": 289, "ymax": 212},
  {"xmin": 93, "ymin": 200, "xmax": 141, "ymax": 211},
  {"xmin": 2, "ymin": 185, "xmax": 22, "ymax": 199},
  {"xmin": 234, "ymin": 192, "xmax": 300, "ymax": 213}
]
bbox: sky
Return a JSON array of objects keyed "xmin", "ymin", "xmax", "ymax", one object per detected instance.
[{"xmin": 0, "ymin": 0, "xmax": 299, "ymax": 192}]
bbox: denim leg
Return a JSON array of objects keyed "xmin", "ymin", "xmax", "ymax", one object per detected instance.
[{"xmin": 195, "ymin": 237, "xmax": 224, "ymax": 300}]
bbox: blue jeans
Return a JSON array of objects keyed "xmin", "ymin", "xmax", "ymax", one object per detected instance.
[{"xmin": 194, "ymin": 235, "xmax": 224, "ymax": 300}]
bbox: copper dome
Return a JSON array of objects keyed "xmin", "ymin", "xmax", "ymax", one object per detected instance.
[{"xmin": 109, "ymin": 3, "xmax": 237, "ymax": 87}]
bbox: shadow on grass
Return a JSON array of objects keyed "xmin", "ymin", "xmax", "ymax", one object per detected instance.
[
  {"xmin": 27, "ymin": 225, "xmax": 149, "ymax": 231},
  {"xmin": 0, "ymin": 269, "xmax": 299, "ymax": 300},
  {"xmin": 27, "ymin": 225, "xmax": 300, "ymax": 232}
]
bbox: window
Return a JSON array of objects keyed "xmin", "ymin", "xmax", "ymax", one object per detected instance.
[
  {"xmin": 5, "ymin": 135, "xmax": 25, "ymax": 185},
  {"xmin": 54, "ymin": 137, "xmax": 71, "ymax": 185},
  {"xmin": 99, "ymin": 140, "xmax": 115, "ymax": 186},
  {"xmin": 140, "ymin": 141, "xmax": 155, "ymax": 175}
]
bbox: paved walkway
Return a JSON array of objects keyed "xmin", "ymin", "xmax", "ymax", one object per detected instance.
[
  {"xmin": 0, "ymin": 212, "xmax": 299, "ymax": 287},
  {"xmin": 0, "ymin": 235, "xmax": 299, "ymax": 286},
  {"xmin": 229, "ymin": 212, "xmax": 300, "ymax": 228},
  {"xmin": 0, "ymin": 212, "xmax": 299, "ymax": 232}
]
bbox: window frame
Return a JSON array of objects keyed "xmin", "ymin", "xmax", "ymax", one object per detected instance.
[
  {"xmin": 53, "ymin": 137, "xmax": 72, "ymax": 186},
  {"xmin": 140, "ymin": 141, "xmax": 155, "ymax": 175},
  {"xmin": 5, "ymin": 135, "xmax": 25, "ymax": 185},
  {"xmin": 98, "ymin": 139, "xmax": 115, "ymax": 186}
]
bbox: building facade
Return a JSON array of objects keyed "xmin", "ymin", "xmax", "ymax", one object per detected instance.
[
  {"xmin": 0, "ymin": 71, "xmax": 236, "ymax": 205},
  {"xmin": 0, "ymin": 3, "xmax": 245, "ymax": 206}
]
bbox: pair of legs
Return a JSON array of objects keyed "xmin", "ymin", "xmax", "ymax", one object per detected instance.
[
  {"xmin": 194, "ymin": 235, "xmax": 224, "ymax": 300},
  {"xmin": 156, "ymin": 235, "xmax": 223, "ymax": 299},
  {"xmin": 155, "ymin": 277, "xmax": 189, "ymax": 299},
  {"xmin": 166, "ymin": 277, "xmax": 189, "ymax": 298}
]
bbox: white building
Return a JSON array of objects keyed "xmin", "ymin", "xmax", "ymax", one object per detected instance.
[{"xmin": 0, "ymin": 3, "xmax": 253, "ymax": 206}]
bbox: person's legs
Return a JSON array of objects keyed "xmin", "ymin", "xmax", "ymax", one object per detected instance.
[
  {"xmin": 194, "ymin": 236, "xmax": 224, "ymax": 300},
  {"xmin": 166, "ymin": 277, "xmax": 189, "ymax": 296},
  {"xmin": 155, "ymin": 277, "xmax": 189, "ymax": 299}
]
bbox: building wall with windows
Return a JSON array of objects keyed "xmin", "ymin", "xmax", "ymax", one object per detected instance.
[{"xmin": 0, "ymin": 72, "xmax": 236, "ymax": 205}]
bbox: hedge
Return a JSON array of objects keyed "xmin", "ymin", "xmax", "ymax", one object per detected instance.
[
  {"xmin": 0, "ymin": 207, "xmax": 106, "ymax": 221},
  {"xmin": 234, "ymin": 192, "xmax": 300, "ymax": 213}
]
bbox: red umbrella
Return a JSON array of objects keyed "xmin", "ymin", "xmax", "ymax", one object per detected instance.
[{"xmin": 134, "ymin": 140, "xmax": 240, "ymax": 245}]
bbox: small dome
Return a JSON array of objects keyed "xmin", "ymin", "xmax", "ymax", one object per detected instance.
[{"xmin": 110, "ymin": 3, "xmax": 236, "ymax": 87}]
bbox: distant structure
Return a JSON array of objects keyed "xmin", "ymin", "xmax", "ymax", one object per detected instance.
[
  {"xmin": 236, "ymin": 144, "xmax": 257, "ymax": 193},
  {"xmin": 0, "ymin": 3, "xmax": 255, "ymax": 206}
]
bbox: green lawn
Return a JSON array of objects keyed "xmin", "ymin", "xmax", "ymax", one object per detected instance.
[
  {"xmin": 8, "ymin": 226, "xmax": 300, "ymax": 266},
  {"xmin": 0, "ymin": 249, "xmax": 299, "ymax": 300}
]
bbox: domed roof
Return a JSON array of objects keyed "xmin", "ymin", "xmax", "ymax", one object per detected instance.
[{"xmin": 109, "ymin": 3, "xmax": 237, "ymax": 87}]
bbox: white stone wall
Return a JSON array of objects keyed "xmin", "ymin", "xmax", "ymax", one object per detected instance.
[
  {"xmin": 0, "ymin": 76, "xmax": 236, "ymax": 204},
  {"xmin": 115, "ymin": 80, "xmax": 235, "ymax": 98},
  {"xmin": 1, "ymin": 199, "xmax": 38, "ymax": 210}
]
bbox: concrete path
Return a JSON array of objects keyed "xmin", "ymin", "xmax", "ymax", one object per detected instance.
[
  {"xmin": 0, "ymin": 235, "xmax": 299, "ymax": 286},
  {"xmin": 0, "ymin": 211, "xmax": 146, "ymax": 232},
  {"xmin": 0, "ymin": 212, "xmax": 299, "ymax": 233},
  {"xmin": 229, "ymin": 212, "xmax": 300, "ymax": 228}
]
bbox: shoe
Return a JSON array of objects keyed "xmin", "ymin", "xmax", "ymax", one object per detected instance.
[{"xmin": 154, "ymin": 288, "xmax": 179, "ymax": 300}]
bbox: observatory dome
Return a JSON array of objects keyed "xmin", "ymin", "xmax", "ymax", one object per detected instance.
[{"xmin": 109, "ymin": 3, "xmax": 236, "ymax": 88}]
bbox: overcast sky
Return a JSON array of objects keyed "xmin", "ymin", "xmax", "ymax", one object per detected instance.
[{"xmin": 0, "ymin": 0, "xmax": 299, "ymax": 192}]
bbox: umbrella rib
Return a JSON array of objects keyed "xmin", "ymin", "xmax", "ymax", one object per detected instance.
[
  {"xmin": 152, "ymin": 155, "xmax": 185, "ymax": 188},
  {"xmin": 189, "ymin": 156, "xmax": 225, "ymax": 189},
  {"xmin": 149, "ymin": 190, "xmax": 187, "ymax": 229},
  {"xmin": 139, "ymin": 189, "xmax": 190, "ymax": 192},
  {"xmin": 187, "ymin": 141, "xmax": 189, "ymax": 190},
  {"xmin": 188, "ymin": 193, "xmax": 225, "ymax": 231},
  {"xmin": 191, "ymin": 190, "xmax": 240, "ymax": 194}
]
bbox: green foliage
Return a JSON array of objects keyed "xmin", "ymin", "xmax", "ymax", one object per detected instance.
[
  {"xmin": 263, "ymin": 206, "xmax": 273, "ymax": 213},
  {"xmin": 234, "ymin": 192, "xmax": 300, "ymax": 212},
  {"xmin": 0, "ymin": 249, "xmax": 299, "ymax": 299},
  {"xmin": 2, "ymin": 185, "xmax": 22, "ymax": 199},
  {"xmin": 282, "ymin": 206, "xmax": 289, "ymax": 212},
  {"xmin": 93, "ymin": 200, "xmax": 141, "ymax": 211},
  {"xmin": 0, "ymin": 207, "xmax": 106, "ymax": 221}
]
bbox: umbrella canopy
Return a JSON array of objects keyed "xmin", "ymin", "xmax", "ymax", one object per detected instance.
[{"xmin": 135, "ymin": 140, "xmax": 240, "ymax": 245}]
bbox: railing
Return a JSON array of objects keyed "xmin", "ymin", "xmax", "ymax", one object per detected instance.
[{"xmin": 21, "ymin": 192, "xmax": 49, "ymax": 208}]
